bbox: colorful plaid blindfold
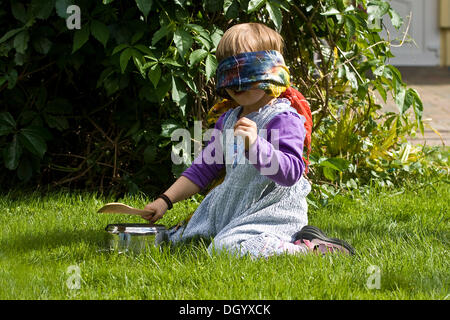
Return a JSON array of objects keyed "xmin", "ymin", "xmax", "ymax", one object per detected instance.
[{"xmin": 215, "ymin": 50, "xmax": 291, "ymax": 99}]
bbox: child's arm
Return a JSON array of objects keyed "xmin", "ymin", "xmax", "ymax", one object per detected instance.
[
  {"xmin": 244, "ymin": 111, "xmax": 306, "ymax": 186},
  {"xmin": 141, "ymin": 175, "xmax": 201, "ymax": 223}
]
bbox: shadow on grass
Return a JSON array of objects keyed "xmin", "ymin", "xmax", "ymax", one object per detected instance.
[
  {"xmin": 326, "ymin": 223, "xmax": 449, "ymax": 247},
  {"xmin": 1, "ymin": 228, "xmax": 106, "ymax": 254}
]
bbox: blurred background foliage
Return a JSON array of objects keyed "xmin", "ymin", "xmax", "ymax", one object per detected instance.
[{"xmin": 0, "ymin": 0, "xmax": 448, "ymax": 200}]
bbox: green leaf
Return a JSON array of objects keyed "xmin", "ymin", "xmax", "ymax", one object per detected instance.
[
  {"xmin": 132, "ymin": 52, "xmax": 146, "ymax": 78},
  {"xmin": 367, "ymin": 0, "xmax": 390, "ymax": 20},
  {"xmin": 72, "ymin": 24, "xmax": 90, "ymax": 53},
  {"xmin": 224, "ymin": 0, "xmax": 239, "ymax": 19},
  {"xmin": 323, "ymin": 167, "xmax": 337, "ymax": 181},
  {"xmin": 5, "ymin": 69, "xmax": 18, "ymax": 89},
  {"xmin": 374, "ymin": 81, "xmax": 387, "ymax": 103},
  {"xmin": 55, "ymin": 0, "xmax": 74, "ymax": 18},
  {"xmin": 345, "ymin": 16, "xmax": 356, "ymax": 39},
  {"xmin": 186, "ymin": 24, "xmax": 205, "ymax": 33},
  {"xmin": 103, "ymin": 76, "xmax": 119, "ymax": 96},
  {"xmin": 31, "ymin": 0, "xmax": 55, "ymax": 20},
  {"xmin": 91, "ymin": 20, "xmax": 109, "ymax": 47},
  {"xmin": 32, "ymin": 36, "xmax": 52, "ymax": 54},
  {"xmin": 357, "ymin": 82, "xmax": 369, "ymax": 100},
  {"xmin": 152, "ymin": 24, "xmax": 172, "ymax": 46},
  {"xmin": 160, "ymin": 58, "xmax": 183, "ymax": 67},
  {"xmin": 11, "ymin": 2, "xmax": 27, "ymax": 23},
  {"xmin": 0, "ymin": 112, "xmax": 16, "ymax": 136},
  {"xmin": 210, "ymin": 28, "xmax": 223, "ymax": 50},
  {"xmin": 120, "ymin": 48, "xmax": 133, "ymax": 73},
  {"xmin": 346, "ymin": 178, "xmax": 358, "ymax": 189},
  {"xmin": 45, "ymin": 114, "xmax": 69, "ymax": 131},
  {"xmin": 148, "ymin": 64, "xmax": 161, "ymax": 88},
  {"xmin": 3, "ymin": 135, "xmax": 22, "ymax": 170},
  {"xmin": 18, "ymin": 128, "xmax": 47, "ymax": 159},
  {"xmin": 395, "ymin": 85, "xmax": 406, "ymax": 115},
  {"xmin": 320, "ymin": 158, "xmax": 350, "ymax": 172},
  {"xmin": 194, "ymin": 35, "xmax": 212, "ymax": 51},
  {"xmin": 173, "ymin": 29, "xmax": 193, "ymax": 59},
  {"xmin": 14, "ymin": 30, "xmax": 30, "ymax": 54},
  {"xmin": 186, "ymin": 24, "xmax": 210, "ymax": 42},
  {"xmin": 406, "ymin": 88, "xmax": 423, "ymax": 127},
  {"xmin": 135, "ymin": 0, "xmax": 153, "ymax": 19},
  {"xmin": 205, "ymin": 54, "xmax": 217, "ymax": 82},
  {"xmin": 344, "ymin": 65, "xmax": 358, "ymax": 89},
  {"xmin": 389, "ymin": 8, "xmax": 403, "ymax": 29},
  {"xmin": 154, "ymin": 76, "xmax": 171, "ymax": 101},
  {"xmin": 161, "ymin": 120, "xmax": 181, "ymax": 137},
  {"xmin": 171, "ymin": 75, "xmax": 185, "ymax": 103},
  {"xmin": 385, "ymin": 65, "xmax": 402, "ymax": 83},
  {"xmin": 0, "ymin": 28, "xmax": 24, "ymax": 44},
  {"xmin": 189, "ymin": 49, "xmax": 208, "ymax": 66},
  {"xmin": 248, "ymin": 0, "xmax": 266, "ymax": 13},
  {"xmin": 131, "ymin": 32, "xmax": 144, "ymax": 45},
  {"xmin": 179, "ymin": 73, "xmax": 197, "ymax": 93},
  {"xmin": 14, "ymin": 52, "xmax": 25, "ymax": 66},
  {"xmin": 134, "ymin": 44, "xmax": 155, "ymax": 57},
  {"xmin": 321, "ymin": 8, "xmax": 341, "ymax": 16},
  {"xmin": 266, "ymin": 2, "xmax": 283, "ymax": 31},
  {"xmin": 112, "ymin": 43, "xmax": 128, "ymax": 55}
]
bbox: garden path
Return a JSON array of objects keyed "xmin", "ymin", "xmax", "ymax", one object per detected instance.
[{"xmin": 379, "ymin": 66, "xmax": 450, "ymax": 146}]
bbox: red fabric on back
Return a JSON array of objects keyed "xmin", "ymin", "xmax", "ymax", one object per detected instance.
[{"xmin": 279, "ymin": 87, "xmax": 313, "ymax": 172}]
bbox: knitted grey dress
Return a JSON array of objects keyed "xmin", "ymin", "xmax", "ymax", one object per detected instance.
[{"xmin": 169, "ymin": 98, "xmax": 311, "ymax": 258}]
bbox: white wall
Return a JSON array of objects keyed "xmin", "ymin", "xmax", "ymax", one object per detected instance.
[{"xmin": 382, "ymin": 0, "xmax": 441, "ymax": 66}]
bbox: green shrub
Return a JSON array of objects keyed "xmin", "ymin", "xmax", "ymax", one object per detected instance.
[{"xmin": 0, "ymin": 0, "xmax": 445, "ymax": 196}]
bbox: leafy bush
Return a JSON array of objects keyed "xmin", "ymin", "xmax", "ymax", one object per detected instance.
[{"xmin": 0, "ymin": 0, "xmax": 446, "ymax": 196}]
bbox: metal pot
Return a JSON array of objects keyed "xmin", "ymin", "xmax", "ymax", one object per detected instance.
[{"xmin": 105, "ymin": 223, "xmax": 168, "ymax": 254}]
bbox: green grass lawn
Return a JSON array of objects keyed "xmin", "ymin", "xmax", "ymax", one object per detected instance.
[{"xmin": 0, "ymin": 181, "xmax": 448, "ymax": 300}]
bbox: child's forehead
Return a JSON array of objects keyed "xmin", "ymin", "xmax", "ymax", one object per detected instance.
[{"xmin": 216, "ymin": 23, "xmax": 284, "ymax": 63}]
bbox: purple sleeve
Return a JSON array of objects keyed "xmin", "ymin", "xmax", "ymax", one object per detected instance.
[
  {"xmin": 181, "ymin": 112, "xmax": 227, "ymax": 189},
  {"xmin": 244, "ymin": 111, "xmax": 306, "ymax": 186}
]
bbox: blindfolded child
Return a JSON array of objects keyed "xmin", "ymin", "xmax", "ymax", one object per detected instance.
[{"xmin": 142, "ymin": 23, "xmax": 355, "ymax": 258}]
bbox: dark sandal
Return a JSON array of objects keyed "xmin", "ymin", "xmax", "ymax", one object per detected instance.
[{"xmin": 293, "ymin": 225, "xmax": 356, "ymax": 255}]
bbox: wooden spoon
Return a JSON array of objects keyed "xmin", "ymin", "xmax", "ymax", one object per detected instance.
[{"xmin": 97, "ymin": 202, "xmax": 154, "ymax": 216}]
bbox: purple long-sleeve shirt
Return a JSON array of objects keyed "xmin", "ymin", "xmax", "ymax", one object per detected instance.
[{"xmin": 182, "ymin": 109, "xmax": 306, "ymax": 189}]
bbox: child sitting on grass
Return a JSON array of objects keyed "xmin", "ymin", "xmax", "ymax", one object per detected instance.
[{"xmin": 142, "ymin": 23, "xmax": 355, "ymax": 258}]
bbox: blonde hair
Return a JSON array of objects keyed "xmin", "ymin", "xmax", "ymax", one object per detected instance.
[{"xmin": 216, "ymin": 23, "xmax": 285, "ymax": 63}]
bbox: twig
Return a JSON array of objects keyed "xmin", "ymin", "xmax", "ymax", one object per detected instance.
[
  {"xmin": 0, "ymin": 62, "xmax": 56, "ymax": 93},
  {"xmin": 335, "ymin": 45, "xmax": 364, "ymax": 83},
  {"xmin": 22, "ymin": 61, "xmax": 56, "ymax": 78},
  {"xmin": 291, "ymin": 4, "xmax": 327, "ymax": 71},
  {"xmin": 85, "ymin": 114, "xmax": 115, "ymax": 145},
  {"xmin": 314, "ymin": 40, "xmax": 389, "ymax": 86},
  {"xmin": 307, "ymin": 10, "xmax": 413, "ymax": 100},
  {"xmin": 390, "ymin": 12, "xmax": 412, "ymax": 48},
  {"xmin": 48, "ymin": 152, "xmax": 129, "ymax": 174},
  {"xmin": 53, "ymin": 164, "xmax": 95, "ymax": 186}
]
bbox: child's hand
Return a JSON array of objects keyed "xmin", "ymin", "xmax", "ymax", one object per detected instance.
[
  {"xmin": 142, "ymin": 198, "xmax": 168, "ymax": 224},
  {"xmin": 234, "ymin": 117, "xmax": 257, "ymax": 151}
]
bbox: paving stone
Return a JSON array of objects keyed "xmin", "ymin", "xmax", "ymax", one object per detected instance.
[{"xmin": 378, "ymin": 67, "xmax": 450, "ymax": 146}]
